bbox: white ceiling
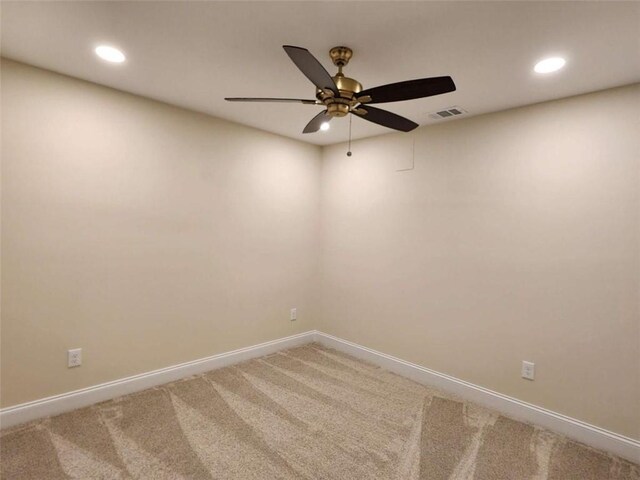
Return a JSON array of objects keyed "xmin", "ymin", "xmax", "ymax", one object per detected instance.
[{"xmin": 2, "ymin": 1, "xmax": 639, "ymax": 146}]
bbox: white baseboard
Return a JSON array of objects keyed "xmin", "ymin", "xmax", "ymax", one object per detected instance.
[
  {"xmin": 0, "ymin": 331, "xmax": 315, "ymax": 430},
  {"xmin": 314, "ymin": 331, "xmax": 640, "ymax": 464},
  {"xmin": 2, "ymin": 329, "xmax": 638, "ymax": 463}
]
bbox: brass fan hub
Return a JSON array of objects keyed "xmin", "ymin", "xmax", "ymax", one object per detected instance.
[
  {"xmin": 333, "ymin": 75, "xmax": 362, "ymax": 98},
  {"xmin": 318, "ymin": 47, "xmax": 364, "ymax": 117}
]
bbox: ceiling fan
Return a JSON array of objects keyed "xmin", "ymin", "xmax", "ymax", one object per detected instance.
[{"xmin": 225, "ymin": 46, "xmax": 456, "ymax": 134}]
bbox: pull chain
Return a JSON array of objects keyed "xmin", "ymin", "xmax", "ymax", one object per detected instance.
[{"xmin": 347, "ymin": 114, "xmax": 353, "ymax": 157}]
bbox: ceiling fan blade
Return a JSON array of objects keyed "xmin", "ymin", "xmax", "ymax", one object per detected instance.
[
  {"xmin": 356, "ymin": 76, "xmax": 456, "ymax": 104},
  {"xmin": 283, "ymin": 45, "xmax": 339, "ymax": 95},
  {"xmin": 225, "ymin": 97, "xmax": 318, "ymax": 104},
  {"xmin": 303, "ymin": 110, "xmax": 331, "ymax": 134},
  {"xmin": 352, "ymin": 105, "xmax": 418, "ymax": 132}
]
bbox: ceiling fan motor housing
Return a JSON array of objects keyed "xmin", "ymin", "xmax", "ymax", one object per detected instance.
[
  {"xmin": 319, "ymin": 76, "xmax": 363, "ymax": 117},
  {"xmin": 318, "ymin": 47, "xmax": 364, "ymax": 117}
]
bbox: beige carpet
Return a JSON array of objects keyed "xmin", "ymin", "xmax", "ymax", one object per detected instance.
[{"xmin": 1, "ymin": 343, "xmax": 638, "ymax": 479}]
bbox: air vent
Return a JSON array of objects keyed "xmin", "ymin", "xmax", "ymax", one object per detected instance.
[{"xmin": 428, "ymin": 106, "xmax": 468, "ymax": 120}]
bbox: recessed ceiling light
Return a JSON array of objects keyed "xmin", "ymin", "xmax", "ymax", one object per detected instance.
[
  {"xmin": 320, "ymin": 122, "xmax": 330, "ymax": 131},
  {"xmin": 534, "ymin": 57, "xmax": 566, "ymax": 74},
  {"xmin": 95, "ymin": 45, "xmax": 126, "ymax": 63}
]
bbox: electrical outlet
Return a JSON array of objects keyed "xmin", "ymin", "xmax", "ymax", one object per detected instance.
[
  {"xmin": 521, "ymin": 361, "xmax": 535, "ymax": 380},
  {"xmin": 290, "ymin": 308, "xmax": 297, "ymax": 321},
  {"xmin": 68, "ymin": 348, "xmax": 82, "ymax": 368}
]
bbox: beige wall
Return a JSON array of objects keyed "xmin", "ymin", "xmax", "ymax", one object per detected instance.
[
  {"xmin": 2, "ymin": 58, "xmax": 639, "ymax": 441},
  {"xmin": 319, "ymin": 84, "xmax": 640, "ymax": 440},
  {"xmin": 1, "ymin": 60, "xmax": 322, "ymax": 407}
]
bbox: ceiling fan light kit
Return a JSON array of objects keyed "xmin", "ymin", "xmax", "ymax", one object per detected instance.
[{"xmin": 225, "ymin": 45, "xmax": 456, "ymax": 136}]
